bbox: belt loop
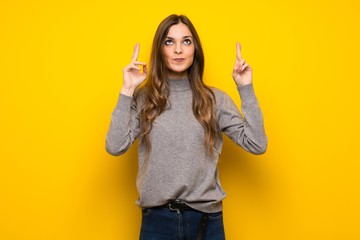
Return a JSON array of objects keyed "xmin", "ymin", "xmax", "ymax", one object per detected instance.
[{"xmin": 197, "ymin": 213, "xmax": 210, "ymax": 240}]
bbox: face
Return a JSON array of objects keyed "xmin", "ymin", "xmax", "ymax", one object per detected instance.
[{"xmin": 162, "ymin": 22, "xmax": 195, "ymax": 79}]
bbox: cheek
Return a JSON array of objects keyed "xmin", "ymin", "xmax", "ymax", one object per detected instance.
[
  {"xmin": 189, "ymin": 48, "xmax": 195, "ymax": 63},
  {"xmin": 187, "ymin": 46, "xmax": 195, "ymax": 58},
  {"xmin": 162, "ymin": 48, "xmax": 170, "ymax": 58},
  {"xmin": 162, "ymin": 50, "xmax": 171, "ymax": 65}
]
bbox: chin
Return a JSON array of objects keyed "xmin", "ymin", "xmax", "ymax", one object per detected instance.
[{"xmin": 171, "ymin": 66, "xmax": 190, "ymax": 73}]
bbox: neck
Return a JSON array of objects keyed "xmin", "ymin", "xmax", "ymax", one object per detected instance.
[
  {"xmin": 166, "ymin": 76, "xmax": 191, "ymax": 92},
  {"xmin": 166, "ymin": 71, "xmax": 188, "ymax": 80}
]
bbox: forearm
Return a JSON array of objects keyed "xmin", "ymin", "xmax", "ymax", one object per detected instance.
[
  {"xmin": 237, "ymin": 84, "xmax": 267, "ymax": 154},
  {"xmin": 105, "ymin": 94, "xmax": 138, "ymax": 156}
]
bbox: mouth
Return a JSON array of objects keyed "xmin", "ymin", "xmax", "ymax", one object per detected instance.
[{"xmin": 173, "ymin": 58, "xmax": 185, "ymax": 63}]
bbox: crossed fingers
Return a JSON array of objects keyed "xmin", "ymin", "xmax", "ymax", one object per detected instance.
[
  {"xmin": 234, "ymin": 42, "xmax": 249, "ymax": 72},
  {"xmin": 128, "ymin": 43, "xmax": 146, "ymax": 71}
]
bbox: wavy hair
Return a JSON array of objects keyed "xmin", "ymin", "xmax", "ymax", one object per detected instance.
[{"xmin": 138, "ymin": 14, "xmax": 221, "ymax": 158}]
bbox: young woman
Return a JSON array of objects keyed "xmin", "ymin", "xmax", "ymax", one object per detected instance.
[{"xmin": 106, "ymin": 14, "xmax": 267, "ymax": 240}]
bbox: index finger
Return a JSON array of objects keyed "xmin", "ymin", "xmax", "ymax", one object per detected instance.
[
  {"xmin": 236, "ymin": 42, "xmax": 242, "ymax": 61},
  {"xmin": 132, "ymin": 43, "xmax": 140, "ymax": 62}
]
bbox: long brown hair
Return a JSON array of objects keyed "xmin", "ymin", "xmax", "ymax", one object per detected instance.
[{"xmin": 138, "ymin": 14, "xmax": 221, "ymax": 157}]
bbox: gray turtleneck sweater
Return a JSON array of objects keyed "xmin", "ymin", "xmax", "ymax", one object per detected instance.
[{"xmin": 106, "ymin": 77, "xmax": 267, "ymax": 213}]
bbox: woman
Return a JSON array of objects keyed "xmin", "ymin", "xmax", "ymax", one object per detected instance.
[{"xmin": 106, "ymin": 14, "xmax": 267, "ymax": 240}]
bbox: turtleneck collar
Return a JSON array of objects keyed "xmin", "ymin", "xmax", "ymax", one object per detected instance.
[{"xmin": 166, "ymin": 77, "xmax": 191, "ymax": 92}]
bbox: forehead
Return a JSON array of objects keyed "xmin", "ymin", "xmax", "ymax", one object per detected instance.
[{"xmin": 167, "ymin": 23, "xmax": 192, "ymax": 38}]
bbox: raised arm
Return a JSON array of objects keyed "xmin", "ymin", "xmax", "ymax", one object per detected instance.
[
  {"xmin": 218, "ymin": 85, "xmax": 267, "ymax": 154},
  {"xmin": 218, "ymin": 43, "xmax": 267, "ymax": 154},
  {"xmin": 105, "ymin": 43, "xmax": 147, "ymax": 156}
]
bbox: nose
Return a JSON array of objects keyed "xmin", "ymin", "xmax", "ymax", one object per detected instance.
[{"xmin": 175, "ymin": 43, "xmax": 182, "ymax": 54}]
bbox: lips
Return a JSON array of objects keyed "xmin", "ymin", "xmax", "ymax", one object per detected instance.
[{"xmin": 174, "ymin": 58, "xmax": 185, "ymax": 63}]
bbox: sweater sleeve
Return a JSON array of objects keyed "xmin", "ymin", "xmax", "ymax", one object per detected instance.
[
  {"xmin": 105, "ymin": 93, "xmax": 141, "ymax": 156},
  {"xmin": 218, "ymin": 84, "xmax": 267, "ymax": 154}
]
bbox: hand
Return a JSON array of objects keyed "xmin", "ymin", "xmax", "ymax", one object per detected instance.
[
  {"xmin": 121, "ymin": 43, "xmax": 147, "ymax": 96},
  {"xmin": 232, "ymin": 42, "xmax": 252, "ymax": 87}
]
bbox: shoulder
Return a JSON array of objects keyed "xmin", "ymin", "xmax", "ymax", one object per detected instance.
[{"xmin": 209, "ymin": 86, "xmax": 234, "ymax": 106}]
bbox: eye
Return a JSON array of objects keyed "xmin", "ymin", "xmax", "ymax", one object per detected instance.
[
  {"xmin": 184, "ymin": 39, "xmax": 192, "ymax": 45},
  {"xmin": 165, "ymin": 39, "xmax": 173, "ymax": 46}
]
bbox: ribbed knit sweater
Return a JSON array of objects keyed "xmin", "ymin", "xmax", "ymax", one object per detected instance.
[{"xmin": 106, "ymin": 77, "xmax": 267, "ymax": 213}]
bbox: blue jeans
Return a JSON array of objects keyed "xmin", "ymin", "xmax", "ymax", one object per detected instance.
[{"xmin": 139, "ymin": 207, "xmax": 226, "ymax": 240}]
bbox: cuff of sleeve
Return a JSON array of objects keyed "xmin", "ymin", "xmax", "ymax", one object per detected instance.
[
  {"xmin": 115, "ymin": 93, "xmax": 133, "ymax": 110},
  {"xmin": 237, "ymin": 84, "xmax": 257, "ymax": 103}
]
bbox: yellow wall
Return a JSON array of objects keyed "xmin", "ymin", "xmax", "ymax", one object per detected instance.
[{"xmin": 1, "ymin": 0, "xmax": 359, "ymax": 239}]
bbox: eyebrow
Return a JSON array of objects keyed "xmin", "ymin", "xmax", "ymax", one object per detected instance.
[{"xmin": 165, "ymin": 36, "xmax": 193, "ymax": 39}]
